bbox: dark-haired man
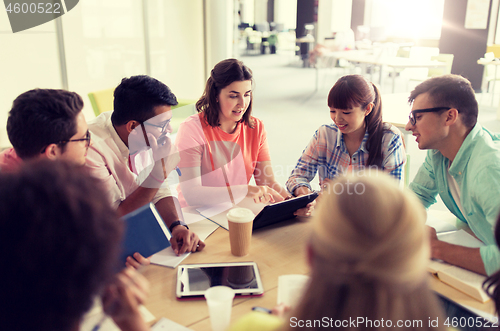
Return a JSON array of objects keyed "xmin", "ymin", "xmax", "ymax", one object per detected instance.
[
  {"xmin": 406, "ymin": 74, "xmax": 500, "ymax": 276},
  {"xmin": 86, "ymin": 75, "xmax": 204, "ymax": 265},
  {"xmin": 0, "ymin": 89, "xmax": 90, "ymax": 171}
]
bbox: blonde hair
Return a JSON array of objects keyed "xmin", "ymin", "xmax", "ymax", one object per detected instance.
[{"xmin": 283, "ymin": 173, "xmax": 445, "ymax": 331}]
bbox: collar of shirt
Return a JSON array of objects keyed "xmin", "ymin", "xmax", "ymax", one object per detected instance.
[
  {"xmin": 105, "ymin": 112, "xmax": 130, "ymax": 161},
  {"xmin": 448, "ymin": 123, "xmax": 481, "ymax": 177},
  {"xmin": 335, "ymin": 126, "xmax": 369, "ymax": 155}
]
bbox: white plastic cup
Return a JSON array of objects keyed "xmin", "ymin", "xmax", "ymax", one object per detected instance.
[{"xmin": 205, "ymin": 286, "xmax": 235, "ymax": 331}]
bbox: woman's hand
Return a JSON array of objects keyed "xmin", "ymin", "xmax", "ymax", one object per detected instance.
[
  {"xmin": 248, "ymin": 185, "xmax": 284, "ymax": 204},
  {"xmin": 292, "ymin": 186, "xmax": 316, "ymax": 217},
  {"xmin": 271, "ymin": 303, "xmax": 291, "ymax": 318}
]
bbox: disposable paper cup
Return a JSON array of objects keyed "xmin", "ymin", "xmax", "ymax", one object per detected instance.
[
  {"xmin": 205, "ymin": 286, "xmax": 235, "ymax": 331},
  {"xmin": 227, "ymin": 207, "xmax": 254, "ymax": 256}
]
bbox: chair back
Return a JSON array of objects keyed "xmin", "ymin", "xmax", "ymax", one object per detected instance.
[
  {"xmin": 170, "ymin": 99, "xmax": 197, "ymax": 133},
  {"xmin": 88, "ymin": 88, "xmax": 114, "ymax": 117},
  {"xmin": 428, "ymin": 53, "xmax": 454, "ymax": 77}
]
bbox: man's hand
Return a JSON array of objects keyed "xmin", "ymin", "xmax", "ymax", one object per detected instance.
[
  {"xmin": 170, "ymin": 225, "xmax": 206, "ymax": 255},
  {"xmin": 427, "ymin": 225, "xmax": 440, "ymax": 259},
  {"xmin": 102, "ymin": 267, "xmax": 150, "ymax": 331},
  {"xmin": 125, "ymin": 252, "xmax": 151, "ymax": 270}
]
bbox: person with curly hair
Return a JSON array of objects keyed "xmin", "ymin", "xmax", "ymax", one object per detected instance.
[{"xmin": 0, "ymin": 160, "xmax": 149, "ymax": 331}]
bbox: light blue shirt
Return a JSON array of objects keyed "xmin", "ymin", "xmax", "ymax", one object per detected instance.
[{"xmin": 410, "ymin": 123, "xmax": 500, "ymax": 275}]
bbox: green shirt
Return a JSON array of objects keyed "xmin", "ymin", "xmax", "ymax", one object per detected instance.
[{"xmin": 410, "ymin": 123, "xmax": 500, "ymax": 275}]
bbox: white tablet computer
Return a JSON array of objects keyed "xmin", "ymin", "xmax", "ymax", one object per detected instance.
[{"xmin": 176, "ymin": 262, "xmax": 264, "ymax": 300}]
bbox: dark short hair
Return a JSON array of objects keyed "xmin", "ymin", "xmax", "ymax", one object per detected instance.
[
  {"xmin": 6, "ymin": 89, "xmax": 83, "ymax": 159},
  {"xmin": 0, "ymin": 160, "xmax": 122, "ymax": 331},
  {"xmin": 328, "ymin": 75, "xmax": 385, "ymax": 167},
  {"xmin": 111, "ymin": 75, "xmax": 178, "ymax": 126},
  {"xmin": 409, "ymin": 74, "xmax": 478, "ymax": 129},
  {"xmin": 196, "ymin": 58, "xmax": 254, "ymax": 127}
]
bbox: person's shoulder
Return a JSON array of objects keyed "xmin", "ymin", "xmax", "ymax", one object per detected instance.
[
  {"xmin": 182, "ymin": 113, "xmax": 202, "ymax": 125},
  {"xmin": 0, "ymin": 147, "xmax": 22, "ymax": 173},
  {"xmin": 88, "ymin": 111, "xmax": 113, "ymax": 139},
  {"xmin": 382, "ymin": 123, "xmax": 402, "ymax": 136}
]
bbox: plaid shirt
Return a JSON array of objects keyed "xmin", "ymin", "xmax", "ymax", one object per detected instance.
[{"xmin": 286, "ymin": 123, "xmax": 406, "ymax": 193}]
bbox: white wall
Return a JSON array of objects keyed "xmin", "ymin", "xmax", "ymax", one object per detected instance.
[
  {"xmin": 240, "ymin": 0, "xmax": 255, "ymax": 25},
  {"xmin": 62, "ymin": 0, "xmax": 147, "ymax": 121},
  {"xmin": 274, "ymin": 0, "xmax": 297, "ymax": 31},
  {"xmin": 0, "ymin": 0, "xmax": 207, "ymax": 148},
  {"xmin": 317, "ymin": 0, "xmax": 352, "ymax": 44},
  {"xmin": 331, "ymin": 0, "xmax": 352, "ymax": 32},
  {"xmin": 254, "ymin": 0, "xmax": 268, "ymax": 25},
  {"xmin": 206, "ymin": 0, "xmax": 234, "ymax": 77},
  {"xmin": 147, "ymin": 0, "xmax": 205, "ymax": 100},
  {"xmin": 0, "ymin": 11, "xmax": 62, "ymax": 148}
]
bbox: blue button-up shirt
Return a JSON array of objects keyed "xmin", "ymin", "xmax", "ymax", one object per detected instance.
[{"xmin": 410, "ymin": 123, "xmax": 500, "ymax": 275}]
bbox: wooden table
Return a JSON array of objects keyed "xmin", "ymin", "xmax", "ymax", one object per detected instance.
[
  {"xmin": 143, "ymin": 216, "xmax": 496, "ymax": 330},
  {"xmin": 143, "ymin": 218, "xmax": 310, "ymax": 330}
]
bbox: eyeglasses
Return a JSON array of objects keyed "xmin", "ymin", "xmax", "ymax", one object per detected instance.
[
  {"xmin": 142, "ymin": 117, "xmax": 171, "ymax": 134},
  {"xmin": 59, "ymin": 130, "xmax": 92, "ymax": 149},
  {"xmin": 408, "ymin": 107, "xmax": 453, "ymax": 126},
  {"xmin": 40, "ymin": 130, "xmax": 91, "ymax": 154}
]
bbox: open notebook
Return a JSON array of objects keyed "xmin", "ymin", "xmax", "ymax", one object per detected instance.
[{"xmin": 428, "ymin": 229, "xmax": 489, "ymax": 303}]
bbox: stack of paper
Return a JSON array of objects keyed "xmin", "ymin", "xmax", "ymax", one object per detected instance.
[{"xmin": 277, "ymin": 274, "xmax": 310, "ymax": 308}]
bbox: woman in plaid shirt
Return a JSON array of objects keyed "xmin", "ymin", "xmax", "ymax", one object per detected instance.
[{"xmin": 286, "ymin": 75, "xmax": 406, "ymax": 199}]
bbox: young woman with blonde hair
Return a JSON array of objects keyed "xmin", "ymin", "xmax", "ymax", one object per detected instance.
[{"xmin": 230, "ymin": 172, "xmax": 446, "ymax": 331}]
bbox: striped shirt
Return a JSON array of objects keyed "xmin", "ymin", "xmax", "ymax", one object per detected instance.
[{"xmin": 286, "ymin": 123, "xmax": 406, "ymax": 193}]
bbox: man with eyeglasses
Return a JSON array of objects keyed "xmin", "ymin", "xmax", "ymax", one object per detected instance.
[
  {"xmin": 0, "ymin": 89, "xmax": 91, "ymax": 172},
  {"xmin": 406, "ymin": 74, "xmax": 500, "ymax": 276},
  {"xmin": 86, "ymin": 75, "xmax": 205, "ymax": 268}
]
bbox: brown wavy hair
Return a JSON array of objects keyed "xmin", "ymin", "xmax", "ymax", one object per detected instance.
[
  {"xmin": 196, "ymin": 58, "xmax": 254, "ymax": 128},
  {"xmin": 328, "ymin": 75, "xmax": 385, "ymax": 168}
]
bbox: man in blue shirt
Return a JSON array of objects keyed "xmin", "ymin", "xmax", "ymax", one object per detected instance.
[{"xmin": 406, "ymin": 74, "xmax": 500, "ymax": 276}]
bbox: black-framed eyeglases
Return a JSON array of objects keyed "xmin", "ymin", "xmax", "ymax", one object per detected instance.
[
  {"xmin": 40, "ymin": 130, "xmax": 91, "ymax": 154},
  {"xmin": 409, "ymin": 107, "xmax": 452, "ymax": 126},
  {"xmin": 61, "ymin": 130, "xmax": 91, "ymax": 148}
]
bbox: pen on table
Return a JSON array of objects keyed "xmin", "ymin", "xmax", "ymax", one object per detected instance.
[
  {"xmin": 175, "ymin": 166, "xmax": 182, "ymax": 176},
  {"xmin": 252, "ymin": 306, "xmax": 272, "ymax": 314}
]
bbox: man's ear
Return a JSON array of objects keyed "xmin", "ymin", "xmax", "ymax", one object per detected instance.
[
  {"xmin": 125, "ymin": 120, "xmax": 141, "ymax": 133},
  {"xmin": 444, "ymin": 108, "xmax": 459, "ymax": 126},
  {"xmin": 42, "ymin": 143, "xmax": 60, "ymax": 160}
]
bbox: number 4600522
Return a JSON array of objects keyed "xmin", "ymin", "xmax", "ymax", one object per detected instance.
[{"xmin": 6, "ymin": 2, "xmax": 62, "ymax": 14}]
